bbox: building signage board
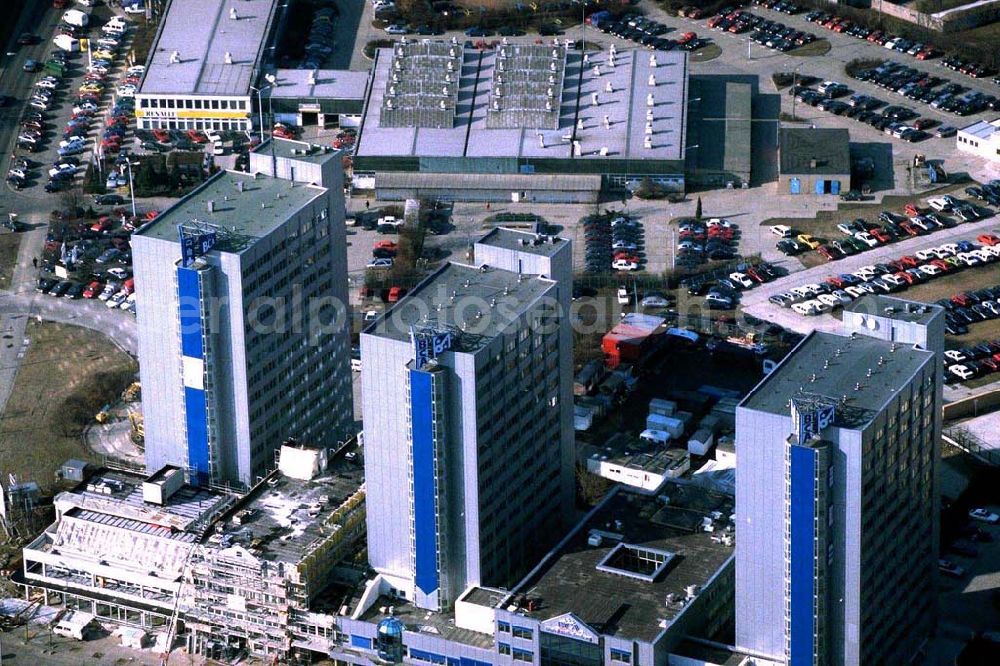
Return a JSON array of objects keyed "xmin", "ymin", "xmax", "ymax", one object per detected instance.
[
  {"xmin": 178, "ymin": 226, "xmax": 218, "ymax": 267},
  {"xmin": 412, "ymin": 328, "xmax": 453, "ymax": 368},
  {"xmin": 791, "ymin": 400, "xmax": 836, "ymax": 443},
  {"xmin": 540, "ymin": 613, "xmax": 600, "ymax": 645}
]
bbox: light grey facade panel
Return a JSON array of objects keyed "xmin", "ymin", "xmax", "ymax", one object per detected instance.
[
  {"xmin": 133, "ymin": 235, "xmax": 187, "ymax": 475},
  {"xmin": 360, "ymin": 333, "xmax": 415, "ymax": 580},
  {"xmin": 734, "ymin": 407, "xmax": 788, "ymax": 660}
]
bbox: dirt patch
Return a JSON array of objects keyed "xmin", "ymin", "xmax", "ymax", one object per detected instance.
[
  {"xmin": 790, "ymin": 38, "xmax": 831, "ymax": 57},
  {"xmin": 0, "ymin": 233, "xmax": 20, "ymax": 291},
  {"xmin": 0, "ymin": 321, "xmax": 137, "ymax": 493}
]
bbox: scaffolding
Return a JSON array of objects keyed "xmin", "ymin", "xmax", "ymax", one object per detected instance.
[
  {"xmin": 380, "ymin": 40, "xmax": 463, "ymax": 129},
  {"xmin": 486, "ymin": 42, "xmax": 567, "ymax": 130}
]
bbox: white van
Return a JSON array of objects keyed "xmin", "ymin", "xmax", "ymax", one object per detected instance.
[
  {"xmin": 53, "ymin": 34, "xmax": 80, "ymax": 52},
  {"xmin": 52, "ymin": 612, "xmax": 98, "ymax": 640},
  {"xmin": 62, "ymin": 9, "xmax": 90, "ymax": 27},
  {"xmin": 103, "ymin": 22, "xmax": 127, "ymax": 36}
]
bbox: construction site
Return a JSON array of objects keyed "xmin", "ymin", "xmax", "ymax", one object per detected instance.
[{"xmin": 9, "ymin": 440, "xmax": 367, "ymax": 663}]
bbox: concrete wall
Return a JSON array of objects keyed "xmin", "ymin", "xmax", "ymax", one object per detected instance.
[
  {"xmin": 875, "ymin": 0, "xmax": 1000, "ymax": 33},
  {"xmin": 777, "ymin": 172, "xmax": 850, "ymax": 195},
  {"xmin": 375, "ymin": 186, "xmax": 600, "ymax": 204}
]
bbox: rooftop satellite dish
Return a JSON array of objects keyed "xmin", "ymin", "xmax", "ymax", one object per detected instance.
[{"xmin": 265, "ymin": 73, "xmax": 276, "ymax": 85}]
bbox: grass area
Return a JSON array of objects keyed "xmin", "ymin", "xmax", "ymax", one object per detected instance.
[
  {"xmin": 760, "ymin": 183, "xmax": 974, "ymax": 269},
  {"xmin": 0, "ymin": 321, "xmax": 137, "ymax": 493},
  {"xmin": 0, "ymin": 233, "xmax": 20, "ymax": 291},
  {"xmin": 690, "ymin": 43, "xmax": 723, "ymax": 63},
  {"xmin": 790, "ymin": 38, "xmax": 832, "ymax": 58}
]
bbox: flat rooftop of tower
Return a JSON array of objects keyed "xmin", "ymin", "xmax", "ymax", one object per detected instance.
[
  {"xmin": 368, "ymin": 262, "xmax": 556, "ymax": 349},
  {"xmin": 741, "ymin": 330, "xmax": 933, "ymax": 428},
  {"xmin": 213, "ymin": 451, "xmax": 364, "ymax": 564},
  {"xmin": 139, "ymin": 0, "xmax": 279, "ymax": 97},
  {"xmin": 475, "ymin": 227, "xmax": 568, "ymax": 258},
  {"xmin": 511, "ymin": 484, "xmax": 734, "ymax": 643},
  {"xmin": 843, "ymin": 294, "xmax": 944, "ymax": 325},
  {"xmin": 135, "ymin": 169, "xmax": 326, "ymax": 249}
]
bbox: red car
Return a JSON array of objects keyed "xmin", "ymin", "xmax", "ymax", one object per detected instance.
[
  {"xmin": 899, "ymin": 255, "xmax": 919, "ymax": 268},
  {"xmin": 951, "ymin": 293, "xmax": 973, "ymax": 307},
  {"xmin": 152, "ymin": 128, "xmax": 171, "ymax": 143},
  {"xmin": 896, "ymin": 271, "xmax": 915, "ymax": 285},
  {"xmin": 929, "ymin": 259, "xmax": 951, "ymax": 273},
  {"xmin": 818, "ymin": 245, "xmax": 840, "ymax": 261},
  {"xmin": 871, "ymin": 229, "xmax": 891, "ymax": 243},
  {"xmin": 677, "ymin": 32, "xmax": 697, "ymax": 44},
  {"xmin": 273, "ymin": 124, "xmax": 296, "ymax": 139},
  {"xmin": 904, "ymin": 202, "xmax": 920, "ymax": 216},
  {"xmin": 186, "ymin": 129, "xmax": 208, "ymax": 144},
  {"xmin": 827, "ymin": 276, "xmax": 847, "ymax": 288},
  {"xmin": 977, "ymin": 233, "xmax": 1000, "ymax": 246},
  {"xmin": 83, "ymin": 281, "xmax": 103, "ymax": 299},
  {"xmin": 91, "ymin": 218, "xmax": 112, "ymax": 233},
  {"xmin": 899, "ymin": 222, "xmax": 921, "ymax": 237}
]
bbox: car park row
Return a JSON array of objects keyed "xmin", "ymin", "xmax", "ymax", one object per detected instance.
[
  {"xmin": 773, "ymin": 190, "xmax": 996, "ymax": 262},
  {"xmin": 584, "ymin": 214, "xmax": 646, "ymax": 272},
  {"xmin": 768, "ymin": 230, "xmax": 1000, "ymax": 339}
]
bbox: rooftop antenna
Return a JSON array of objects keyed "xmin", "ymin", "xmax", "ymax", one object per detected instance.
[
  {"xmin": 648, "ymin": 74, "xmax": 657, "ymax": 87},
  {"xmin": 646, "ymin": 93, "xmax": 654, "ymax": 107},
  {"xmin": 605, "ymin": 81, "xmax": 613, "ymax": 93},
  {"xmin": 224, "ymin": 51, "xmax": 233, "ymax": 65},
  {"xmin": 603, "ymin": 115, "xmax": 610, "ymax": 130},
  {"xmin": 537, "ymin": 133, "xmax": 545, "ymax": 149},
  {"xmin": 169, "ymin": 50, "xmax": 180, "ymax": 64},
  {"xmin": 592, "ymin": 64, "xmax": 601, "ymax": 77},
  {"xmin": 307, "ymin": 69, "xmax": 317, "ymax": 86},
  {"xmin": 645, "ymin": 122, "xmax": 653, "ymax": 135},
  {"xmin": 646, "ymin": 108, "xmax": 654, "ymax": 121},
  {"xmin": 591, "ymin": 92, "xmax": 599, "ymax": 106},
  {"xmin": 649, "ymin": 54, "xmax": 657, "ymax": 68},
  {"xmin": 230, "ymin": 6, "xmax": 238, "ymax": 20},
  {"xmin": 572, "ymin": 140, "xmax": 581, "ymax": 157},
  {"xmin": 576, "ymin": 118, "xmax": 584, "ymax": 131},
  {"xmin": 643, "ymin": 136, "xmax": 652, "ymax": 149}
]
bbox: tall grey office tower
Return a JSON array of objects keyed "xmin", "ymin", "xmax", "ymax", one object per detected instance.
[
  {"xmin": 736, "ymin": 295, "xmax": 944, "ymax": 666},
  {"xmin": 360, "ymin": 228, "xmax": 574, "ymax": 612},
  {"xmin": 132, "ymin": 140, "xmax": 354, "ymax": 488}
]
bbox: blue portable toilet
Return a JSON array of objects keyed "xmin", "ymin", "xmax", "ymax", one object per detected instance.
[{"xmin": 790, "ymin": 178, "xmax": 800, "ymax": 194}]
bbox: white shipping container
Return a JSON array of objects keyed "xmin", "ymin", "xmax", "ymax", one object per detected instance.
[{"xmin": 688, "ymin": 428, "xmax": 715, "ymax": 456}]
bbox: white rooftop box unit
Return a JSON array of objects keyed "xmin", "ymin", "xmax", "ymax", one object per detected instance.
[
  {"xmin": 142, "ymin": 465, "xmax": 185, "ymax": 505},
  {"xmin": 278, "ymin": 441, "xmax": 328, "ymax": 480}
]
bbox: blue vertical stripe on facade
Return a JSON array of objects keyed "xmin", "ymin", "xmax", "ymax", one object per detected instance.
[
  {"xmin": 183, "ymin": 386, "xmax": 210, "ymax": 485},
  {"xmin": 410, "ymin": 369, "xmax": 439, "ymax": 596},
  {"xmin": 789, "ymin": 446, "xmax": 817, "ymax": 666},
  {"xmin": 178, "ymin": 265, "xmax": 209, "ymax": 486},
  {"xmin": 177, "ymin": 266, "xmax": 203, "ymax": 359}
]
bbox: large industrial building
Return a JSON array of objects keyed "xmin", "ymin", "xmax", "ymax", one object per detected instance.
[
  {"xmin": 132, "ymin": 138, "xmax": 354, "ymax": 488},
  {"xmin": 735, "ymin": 295, "xmax": 944, "ymax": 665},
  {"xmin": 354, "ymin": 40, "xmax": 690, "ymax": 202},
  {"xmin": 359, "ymin": 228, "xmax": 574, "ymax": 612}
]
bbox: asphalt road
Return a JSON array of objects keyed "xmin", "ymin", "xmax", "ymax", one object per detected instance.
[{"xmin": 0, "ymin": 7, "xmax": 140, "ymax": 416}]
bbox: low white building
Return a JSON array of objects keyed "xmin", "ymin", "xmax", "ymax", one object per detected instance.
[{"xmin": 956, "ymin": 118, "xmax": 1000, "ymax": 162}]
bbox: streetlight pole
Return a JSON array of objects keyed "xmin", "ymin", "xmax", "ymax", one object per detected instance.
[
  {"xmin": 126, "ymin": 160, "xmax": 139, "ymax": 219},
  {"xmin": 249, "ymin": 85, "xmax": 272, "ymax": 144}
]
